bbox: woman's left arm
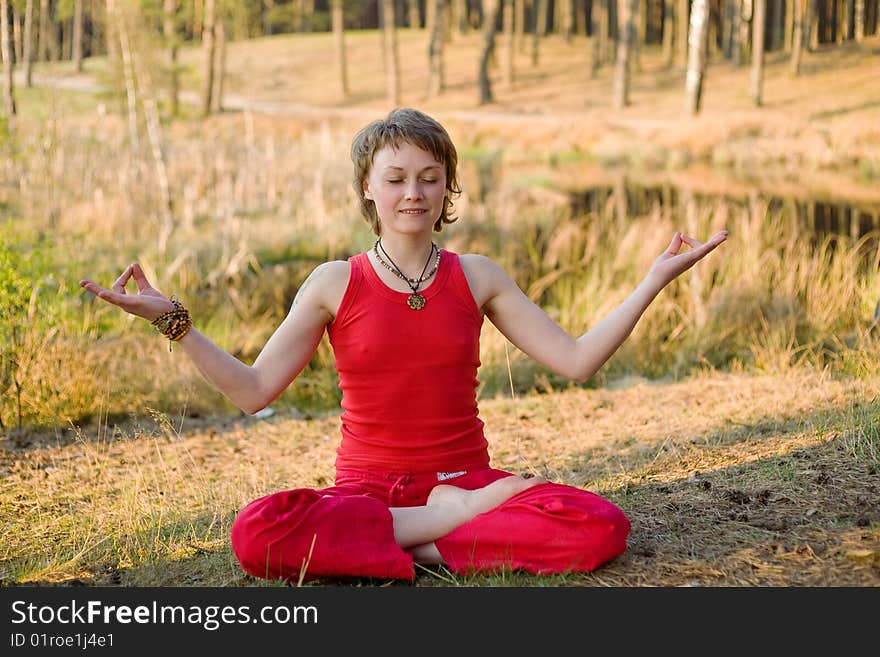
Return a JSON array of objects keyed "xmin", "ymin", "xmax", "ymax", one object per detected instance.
[{"xmin": 479, "ymin": 230, "xmax": 728, "ymax": 383}]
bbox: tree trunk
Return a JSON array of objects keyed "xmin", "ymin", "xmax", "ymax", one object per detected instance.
[
  {"xmin": 1, "ymin": 0, "xmax": 15, "ymax": 117},
  {"xmin": 676, "ymin": 0, "xmax": 689, "ymax": 64},
  {"xmin": 201, "ymin": 0, "xmax": 215, "ymax": 117},
  {"xmin": 211, "ymin": 13, "xmax": 225, "ymax": 113},
  {"xmin": 590, "ymin": 0, "xmax": 602, "ymax": 74},
  {"xmin": 112, "ymin": 1, "xmax": 140, "ymax": 150},
  {"xmin": 452, "ymin": 0, "xmax": 466, "ymax": 34},
  {"xmin": 503, "ymin": 0, "xmax": 514, "ymax": 84},
  {"xmin": 662, "ymin": 0, "xmax": 674, "ymax": 66},
  {"xmin": 163, "ymin": 0, "xmax": 179, "ymax": 116},
  {"xmin": 332, "ymin": 0, "xmax": 347, "ymax": 98},
  {"xmin": 428, "ymin": 0, "xmax": 445, "ymax": 95},
  {"xmin": 531, "ymin": 0, "xmax": 547, "ymax": 65},
  {"xmin": 854, "ymin": 0, "xmax": 864, "ymax": 40},
  {"xmin": 598, "ymin": 0, "xmax": 609, "ymax": 66},
  {"xmin": 684, "ymin": 0, "xmax": 710, "ymax": 113},
  {"xmin": 612, "ymin": 0, "xmax": 638, "ymax": 109},
  {"xmin": 738, "ymin": 0, "xmax": 752, "ymax": 64},
  {"xmin": 38, "ymin": 0, "xmax": 49, "ymax": 61},
  {"xmin": 784, "ymin": 0, "xmax": 793, "ymax": 50},
  {"xmin": 516, "ymin": 0, "xmax": 525, "ymax": 52},
  {"xmin": 383, "ymin": 0, "xmax": 400, "ymax": 105},
  {"xmin": 479, "ymin": 0, "xmax": 500, "ymax": 104},
  {"xmin": 562, "ymin": 0, "xmax": 574, "ymax": 40},
  {"xmin": 12, "ymin": 5, "xmax": 20, "ymax": 63},
  {"xmin": 790, "ymin": 0, "xmax": 804, "ymax": 72},
  {"xmin": 23, "ymin": 0, "xmax": 33, "ymax": 87},
  {"xmin": 730, "ymin": 0, "xmax": 744, "ymax": 62},
  {"xmin": 408, "ymin": 0, "xmax": 420, "ymax": 27},
  {"xmin": 750, "ymin": 0, "xmax": 765, "ymax": 105},
  {"xmin": 72, "ymin": 0, "xmax": 83, "ymax": 71}
]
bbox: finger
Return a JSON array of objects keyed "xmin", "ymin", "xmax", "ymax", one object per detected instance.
[
  {"xmin": 111, "ymin": 265, "xmax": 133, "ymax": 295},
  {"xmin": 80, "ymin": 281, "xmax": 125, "ymax": 306},
  {"xmin": 665, "ymin": 232, "xmax": 683, "ymax": 255},
  {"xmin": 130, "ymin": 263, "xmax": 152, "ymax": 293},
  {"xmin": 679, "ymin": 234, "xmax": 703, "ymax": 249}
]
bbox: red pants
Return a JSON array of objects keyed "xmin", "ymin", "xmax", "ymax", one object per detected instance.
[{"xmin": 231, "ymin": 467, "xmax": 630, "ymax": 581}]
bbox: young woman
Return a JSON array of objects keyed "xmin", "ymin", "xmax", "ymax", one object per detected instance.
[{"xmin": 80, "ymin": 108, "xmax": 728, "ymax": 582}]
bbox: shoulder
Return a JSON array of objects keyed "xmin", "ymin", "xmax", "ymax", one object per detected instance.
[
  {"xmin": 293, "ymin": 259, "xmax": 351, "ymax": 319},
  {"xmin": 458, "ymin": 253, "xmax": 511, "ymax": 283},
  {"xmin": 456, "ymin": 253, "xmax": 517, "ymax": 310}
]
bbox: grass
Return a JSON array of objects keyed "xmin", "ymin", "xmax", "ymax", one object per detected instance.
[
  {"xmin": 1, "ymin": 368, "xmax": 878, "ymax": 586},
  {"xmin": 2, "ymin": 28, "xmax": 879, "ymax": 586}
]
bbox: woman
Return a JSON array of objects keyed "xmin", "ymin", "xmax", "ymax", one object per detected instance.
[{"xmin": 80, "ymin": 108, "xmax": 728, "ymax": 582}]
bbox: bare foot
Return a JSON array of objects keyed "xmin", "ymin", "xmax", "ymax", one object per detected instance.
[{"xmin": 426, "ymin": 475, "xmax": 546, "ymax": 525}]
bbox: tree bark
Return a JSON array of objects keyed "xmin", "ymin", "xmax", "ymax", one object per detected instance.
[
  {"xmin": 684, "ymin": 0, "xmax": 710, "ymax": 114},
  {"xmin": 612, "ymin": 0, "xmax": 638, "ymax": 109},
  {"xmin": 479, "ymin": 0, "xmax": 500, "ymax": 104},
  {"xmin": 211, "ymin": 12, "xmax": 225, "ymax": 113},
  {"xmin": 408, "ymin": 0, "xmax": 420, "ymax": 27},
  {"xmin": 531, "ymin": 0, "xmax": 547, "ymax": 65},
  {"xmin": 163, "ymin": 0, "xmax": 179, "ymax": 116},
  {"xmin": 662, "ymin": 0, "xmax": 674, "ymax": 66},
  {"xmin": 503, "ymin": 0, "xmax": 514, "ymax": 84},
  {"xmin": 427, "ymin": 0, "xmax": 445, "ymax": 95},
  {"xmin": 676, "ymin": 0, "xmax": 689, "ymax": 65},
  {"xmin": 12, "ymin": 4, "xmax": 20, "ymax": 63},
  {"xmin": 38, "ymin": 0, "xmax": 49, "ymax": 61},
  {"xmin": 790, "ymin": 0, "xmax": 804, "ymax": 73},
  {"xmin": 590, "ymin": 0, "xmax": 602, "ymax": 74},
  {"xmin": 739, "ymin": 0, "xmax": 752, "ymax": 64},
  {"xmin": 201, "ymin": 0, "xmax": 216, "ymax": 117},
  {"xmin": 383, "ymin": 0, "xmax": 400, "ymax": 105},
  {"xmin": 23, "ymin": 0, "xmax": 33, "ymax": 87},
  {"xmin": 72, "ymin": 0, "xmax": 83, "ymax": 71},
  {"xmin": 750, "ymin": 0, "xmax": 765, "ymax": 105},
  {"xmin": 854, "ymin": 0, "xmax": 864, "ymax": 40},
  {"xmin": 1, "ymin": 0, "xmax": 15, "ymax": 117},
  {"xmin": 332, "ymin": 0, "xmax": 347, "ymax": 98}
]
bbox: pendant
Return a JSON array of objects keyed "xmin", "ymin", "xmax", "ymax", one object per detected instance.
[{"xmin": 407, "ymin": 293, "xmax": 426, "ymax": 310}]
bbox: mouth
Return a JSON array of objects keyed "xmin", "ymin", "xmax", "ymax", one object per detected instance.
[{"xmin": 399, "ymin": 209, "xmax": 428, "ymax": 215}]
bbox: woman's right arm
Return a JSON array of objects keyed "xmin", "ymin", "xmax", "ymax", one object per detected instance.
[{"xmin": 80, "ymin": 261, "xmax": 343, "ymax": 414}]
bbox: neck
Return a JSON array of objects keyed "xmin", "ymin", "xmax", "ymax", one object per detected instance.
[{"xmin": 376, "ymin": 235, "xmax": 436, "ymax": 274}]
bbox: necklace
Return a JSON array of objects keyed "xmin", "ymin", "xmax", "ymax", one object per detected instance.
[{"xmin": 373, "ymin": 239, "xmax": 440, "ymax": 310}]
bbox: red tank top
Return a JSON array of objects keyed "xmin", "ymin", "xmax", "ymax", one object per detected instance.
[{"xmin": 327, "ymin": 249, "xmax": 491, "ymax": 473}]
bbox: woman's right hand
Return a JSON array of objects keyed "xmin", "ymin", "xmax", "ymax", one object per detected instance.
[{"xmin": 79, "ymin": 263, "xmax": 176, "ymax": 322}]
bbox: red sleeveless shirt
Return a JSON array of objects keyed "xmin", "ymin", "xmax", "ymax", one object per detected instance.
[{"xmin": 327, "ymin": 249, "xmax": 491, "ymax": 473}]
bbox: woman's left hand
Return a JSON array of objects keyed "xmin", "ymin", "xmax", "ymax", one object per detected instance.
[{"xmin": 647, "ymin": 230, "xmax": 728, "ymax": 287}]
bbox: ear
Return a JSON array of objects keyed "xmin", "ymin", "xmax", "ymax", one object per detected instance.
[{"xmin": 363, "ymin": 180, "xmax": 373, "ymax": 201}]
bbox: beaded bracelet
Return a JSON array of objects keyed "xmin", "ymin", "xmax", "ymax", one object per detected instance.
[{"xmin": 150, "ymin": 295, "xmax": 192, "ymax": 351}]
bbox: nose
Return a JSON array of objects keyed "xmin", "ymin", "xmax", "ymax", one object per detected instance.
[{"xmin": 404, "ymin": 179, "xmax": 423, "ymax": 201}]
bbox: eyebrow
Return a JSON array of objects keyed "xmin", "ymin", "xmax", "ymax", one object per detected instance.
[{"xmin": 382, "ymin": 165, "xmax": 443, "ymax": 172}]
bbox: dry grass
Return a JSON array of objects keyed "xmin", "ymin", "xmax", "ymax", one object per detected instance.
[
  {"xmin": 1, "ymin": 368, "xmax": 877, "ymax": 587},
  {"xmin": 3, "ymin": 29, "xmax": 879, "ymax": 587}
]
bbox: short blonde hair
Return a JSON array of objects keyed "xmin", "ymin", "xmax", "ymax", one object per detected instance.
[{"xmin": 351, "ymin": 108, "xmax": 461, "ymax": 236}]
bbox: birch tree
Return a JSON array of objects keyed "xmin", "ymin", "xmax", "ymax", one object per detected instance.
[
  {"xmin": 163, "ymin": 0, "xmax": 179, "ymax": 116},
  {"xmin": 383, "ymin": 0, "xmax": 400, "ymax": 106},
  {"xmin": 503, "ymin": 0, "xmax": 514, "ymax": 85},
  {"xmin": 72, "ymin": 0, "xmax": 83, "ymax": 71},
  {"xmin": 479, "ymin": 0, "xmax": 501, "ymax": 104},
  {"xmin": 684, "ymin": 0, "xmax": 710, "ymax": 114},
  {"xmin": 750, "ymin": 0, "xmax": 765, "ymax": 106},
  {"xmin": 427, "ymin": 0, "xmax": 445, "ymax": 96},
  {"xmin": 790, "ymin": 0, "xmax": 804, "ymax": 74},
  {"xmin": 1, "ymin": 0, "xmax": 15, "ymax": 117},
  {"xmin": 201, "ymin": 0, "xmax": 216, "ymax": 116},
  {"xmin": 332, "ymin": 0, "xmax": 347, "ymax": 98},
  {"xmin": 23, "ymin": 0, "xmax": 33, "ymax": 87},
  {"xmin": 612, "ymin": 0, "xmax": 639, "ymax": 109}
]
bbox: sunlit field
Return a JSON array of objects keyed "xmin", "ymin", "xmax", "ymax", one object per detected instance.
[{"xmin": 2, "ymin": 27, "xmax": 879, "ymax": 586}]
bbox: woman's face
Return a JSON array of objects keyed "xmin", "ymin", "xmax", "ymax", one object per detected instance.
[{"xmin": 363, "ymin": 141, "xmax": 447, "ymax": 237}]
